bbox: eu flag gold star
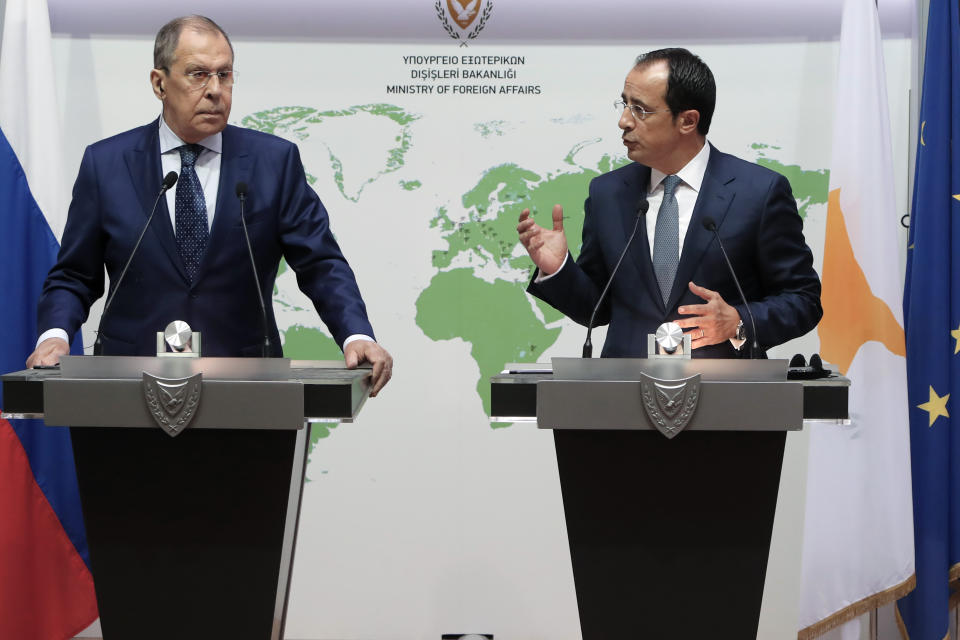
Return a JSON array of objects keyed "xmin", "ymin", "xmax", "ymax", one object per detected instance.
[
  {"xmin": 953, "ymin": 323, "xmax": 960, "ymax": 355},
  {"xmin": 918, "ymin": 386, "xmax": 950, "ymax": 427}
]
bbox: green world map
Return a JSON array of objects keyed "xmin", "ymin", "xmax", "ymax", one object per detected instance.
[{"xmin": 241, "ymin": 104, "xmax": 829, "ymax": 459}]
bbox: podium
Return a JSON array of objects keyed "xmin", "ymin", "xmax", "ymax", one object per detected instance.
[
  {"xmin": 491, "ymin": 358, "xmax": 849, "ymax": 640},
  {"xmin": 2, "ymin": 356, "xmax": 372, "ymax": 640}
]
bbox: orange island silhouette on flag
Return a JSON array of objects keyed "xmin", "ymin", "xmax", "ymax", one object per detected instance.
[{"xmin": 817, "ymin": 187, "xmax": 906, "ymax": 375}]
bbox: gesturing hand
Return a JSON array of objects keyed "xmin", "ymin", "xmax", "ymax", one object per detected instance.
[
  {"xmin": 517, "ymin": 204, "xmax": 568, "ymax": 276},
  {"xmin": 674, "ymin": 281, "xmax": 741, "ymax": 349}
]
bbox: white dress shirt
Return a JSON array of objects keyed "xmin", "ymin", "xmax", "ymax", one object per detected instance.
[
  {"xmin": 644, "ymin": 142, "xmax": 710, "ymax": 259},
  {"xmin": 159, "ymin": 115, "xmax": 221, "ymax": 231}
]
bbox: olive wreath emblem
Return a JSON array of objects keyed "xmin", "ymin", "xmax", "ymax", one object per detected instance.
[{"xmin": 435, "ymin": 1, "xmax": 493, "ymax": 47}]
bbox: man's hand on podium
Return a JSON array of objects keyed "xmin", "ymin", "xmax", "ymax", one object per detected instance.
[
  {"xmin": 344, "ymin": 340, "xmax": 393, "ymax": 397},
  {"xmin": 26, "ymin": 337, "xmax": 69, "ymax": 368}
]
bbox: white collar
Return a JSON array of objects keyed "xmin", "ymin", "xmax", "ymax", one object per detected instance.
[
  {"xmin": 158, "ymin": 114, "xmax": 223, "ymax": 155},
  {"xmin": 649, "ymin": 141, "xmax": 710, "ymax": 193}
]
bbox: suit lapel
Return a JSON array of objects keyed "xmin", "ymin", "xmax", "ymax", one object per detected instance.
[
  {"xmin": 195, "ymin": 126, "xmax": 251, "ymax": 283},
  {"xmin": 619, "ymin": 163, "xmax": 662, "ymax": 308},
  {"xmin": 124, "ymin": 121, "xmax": 188, "ymax": 283},
  {"xmin": 666, "ymin": 147, "xmax": 735, "ymax": 309}
]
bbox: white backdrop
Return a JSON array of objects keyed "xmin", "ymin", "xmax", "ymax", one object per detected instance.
[{"xmin": 40, "ymin": 3, "xmax": 914, "ymax": 638}]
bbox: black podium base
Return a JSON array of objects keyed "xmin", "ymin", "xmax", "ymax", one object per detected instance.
[
  {"xmin": 70, "ymin": 426, "xmax": 299, "ymax": 640},
  {"xmin": 554, "ymin": 429, "xmax": 786, "ymax": 640}
]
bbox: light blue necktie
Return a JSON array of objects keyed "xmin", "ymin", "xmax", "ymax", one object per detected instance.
[
  {"xmin": 652, "ymin": 174, "xmax": 681, "ymax": 305},
  {"xmin": 175, "ymin": 144, "xmax": 208, "ymax": 282}
]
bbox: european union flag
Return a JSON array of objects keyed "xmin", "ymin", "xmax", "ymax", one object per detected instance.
[{"xmin": 898, "ymin": 0, "xmax": 960, "ymax": 637}]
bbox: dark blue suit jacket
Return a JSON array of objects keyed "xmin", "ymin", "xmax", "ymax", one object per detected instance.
[
  {"xmin": 38, "ymin": 121, "xmax": 374, "ymax": 357},
  {"xmin": 528, "ymin": 146, "xmax": 822, "ymax": 358}
]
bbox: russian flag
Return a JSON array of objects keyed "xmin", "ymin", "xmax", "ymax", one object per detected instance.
[{"xmin": 0, "ymin": 0, "xmax": 98, "ymax": 637}]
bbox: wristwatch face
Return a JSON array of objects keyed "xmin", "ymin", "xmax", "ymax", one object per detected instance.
[{"xmin": 735, "ymin": 320, "xmax": 746, "ymax": 341}]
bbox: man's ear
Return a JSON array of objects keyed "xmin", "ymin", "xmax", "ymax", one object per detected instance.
[
  {"xmin": 679, "ymin": 109, "xmax": 700, "ymax": 134},
  {"xmin": 150, "ymin": 69, "xmax": 165, "ymax": 99}
]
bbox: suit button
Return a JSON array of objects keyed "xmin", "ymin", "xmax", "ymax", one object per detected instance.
[{"xmin": 190, "ymin": 293, "xmax": 199, "ymax": 299}]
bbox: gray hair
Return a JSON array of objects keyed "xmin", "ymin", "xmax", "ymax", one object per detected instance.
[{"xmin": 153, "ymin": 15, "xmax": 233, "ymax": 70}]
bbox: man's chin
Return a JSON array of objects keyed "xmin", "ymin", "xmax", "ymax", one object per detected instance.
[{"xmin": 188, "ymin": 119, "xmax": 227, "ymax": 139}]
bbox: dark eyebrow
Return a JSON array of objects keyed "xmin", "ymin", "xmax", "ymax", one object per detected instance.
[{"xmin": 621, "ymin": 92, "xmax": 649, "ymax": 108}]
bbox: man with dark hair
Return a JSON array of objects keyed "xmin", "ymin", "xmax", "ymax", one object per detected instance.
[
  {"xmin": 634, "ymin": 48, "xmax": 715, "ymax": 135},
  {"xmin": 28, "ymin": 15, "xmax": 392, "ymax": 394},
  {"xmin": 518, "ymin": 48, "xmax": 821, "ymax": 357}
]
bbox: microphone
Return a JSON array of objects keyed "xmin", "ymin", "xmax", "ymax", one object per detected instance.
[
  {"xmin": 582, "ymin": 196, "xmax": 650, "ymax": 358},
  {"xmin": 701, "ymin": 216, "xmax": 759, "ymax": 357},
  {"xmin": 161, "ymin": 170, "xmax": 179, "ymax": 190},
  {"xmin": 94, "ymin": 171, "xmax": 178, "ymax": 355},
  {"xmin": 236, "ymin": 182, "xmax": 271, "ymax": 357}
]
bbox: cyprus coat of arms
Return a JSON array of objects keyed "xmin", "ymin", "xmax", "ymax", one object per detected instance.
[
  {"xmin": 143, "ymin": 372, "xmax": 202, "ymax": 437},
  {"xmin": 436, "ymin": 0, "xmax": 493, "ymax": 46},
  {"xmin": 639, "ymin": 373, "xmax": 701, "ymax": 439}
]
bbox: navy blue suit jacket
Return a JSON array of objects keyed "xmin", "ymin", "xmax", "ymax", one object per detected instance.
[
  {"xmin": 528, "ymin": 146, "xmax": 822, "ymax": 358},
  {"xmin": 38, "ymin": 121, "xmax": 374, "ymax": 357}
]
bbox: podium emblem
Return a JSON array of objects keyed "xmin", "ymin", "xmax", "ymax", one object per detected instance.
[
  {"xmin": 143, "ymin": 372, "xmax": 202, "ymax": 437},
  {"xmin": 639, "ymin": 373, "xmax": 700, "ymax": 439}
]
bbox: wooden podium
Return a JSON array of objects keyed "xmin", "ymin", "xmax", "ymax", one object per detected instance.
[
  {"xmin": 2, "ymin": 356, "xmax": 372, "ymax": 640},
  {"xmin": 491, "ymin": 358, "xmax": 849, "ymax": 640}
]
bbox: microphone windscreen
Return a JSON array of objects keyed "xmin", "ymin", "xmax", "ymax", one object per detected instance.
[
  {"xmin": 235, "ymin": 182, "xmax": 248, "ymax": 198},
  {"xmin": 702, "ymin": 216, "xmax": 717, "ymax": 231},
  {"xmin": 638, "ymin": 198, "xmax": 650, "ymax": 215},
  {"xmin": 789, "ymin": 353, "xmax": 806, "ymax": 368},
  {"xmin": 163, "ymin": 171, "xmax": 178, "ymax": 189}
]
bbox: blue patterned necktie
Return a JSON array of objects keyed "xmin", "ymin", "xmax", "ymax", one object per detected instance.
[
  {"xmin": 175, "ymin": 144, "xmax": 209, "ymax": 282},
  {"xmin": 652, "ymin": 174, "xmax": 681, "ymax": 305}
]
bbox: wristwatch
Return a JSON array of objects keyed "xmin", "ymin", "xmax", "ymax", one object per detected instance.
[{"xmin": 734, "ymin": 320, "xmax": 746, "ymax": 341}]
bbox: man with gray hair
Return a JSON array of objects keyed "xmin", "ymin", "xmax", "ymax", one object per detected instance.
[
  {"xmin": 23, "ymin": 15, "xmax": 393, "ymax": 640},
  {"xmin": 29, "ymin": 15, "xmax": 392, "ymax": 394}
]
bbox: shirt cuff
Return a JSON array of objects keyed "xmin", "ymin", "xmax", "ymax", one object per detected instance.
[
  {"xmin": 37, "ymin": 328, "xmax": 70, "ymax": 349},
  {"xmin": 533, "ymin": 254, "xmax": 569, "ymax": 283},
  {"xmin": 343, "ymin": 334, "xmax": 374, "ymax": 347}
]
